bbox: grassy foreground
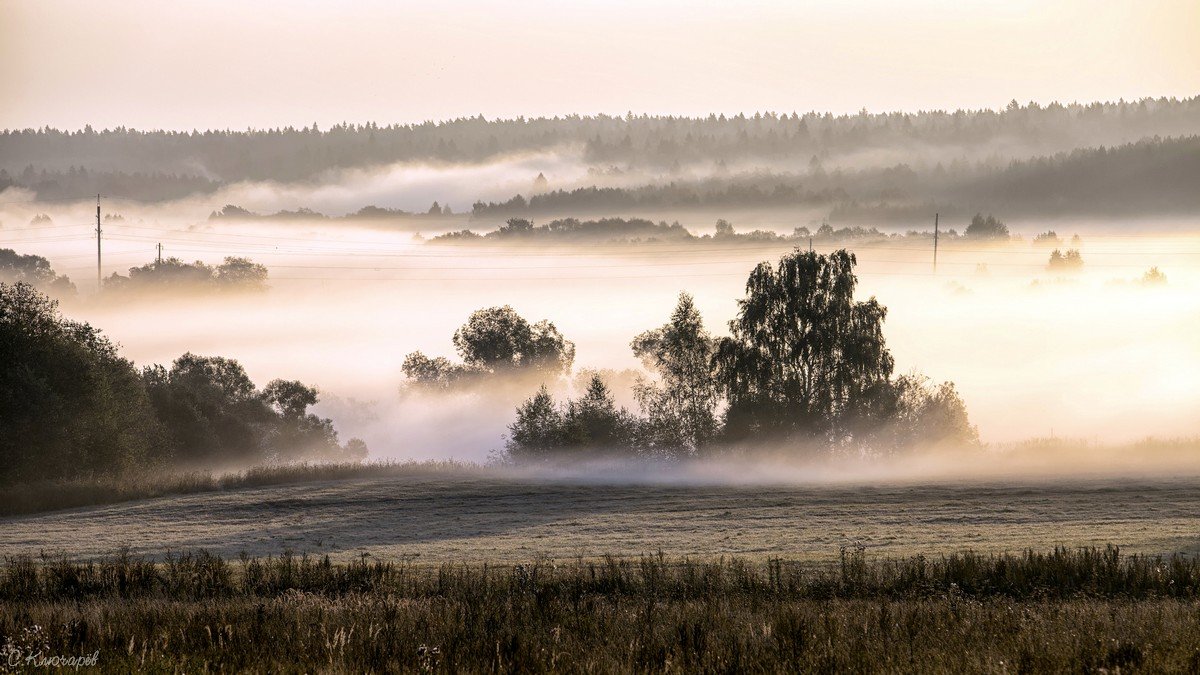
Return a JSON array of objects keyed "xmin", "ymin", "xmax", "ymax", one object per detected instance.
[{"xmin": 4, "ymin": 547, "xmax": 1200, "ymax": 672}]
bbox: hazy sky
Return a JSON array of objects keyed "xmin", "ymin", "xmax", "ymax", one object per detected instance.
[{"xmin": 2, "ymin": 0, "xmax": 1197, "ymax": 131}]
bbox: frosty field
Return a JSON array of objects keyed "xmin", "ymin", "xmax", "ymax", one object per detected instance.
[{"xmin": 6, "ymin": 472, "xmax": 1200, "ymax": 563}]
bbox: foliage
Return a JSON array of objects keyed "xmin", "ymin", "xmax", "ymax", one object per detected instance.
[
  {"xmin": 103, "ymin": 256, "xmax": 268, "ymax": 294},
  {"xmin": 404, "ymin": 306, "xmax": 575, "ymax": 389},
  {"xmin": 1142, "ymin": 266, "xmax": 1167, "ymax": 285},
  {"xmin": 506, "ymin": 376, "xmax": 639, "ymax": 459},
  {"xmin": 631, "ymin": 293, "xmax": 719, "ymax": 455},
  {"xmin": 715, "ymin": 250, "xmax": 895, "ymax": 445},
  {"xmin": 502, "ymin": 250, "xmax": 977, "ymax": 460},
  {"xmin": 1047, "ymin": 248, "xmax": 1084, "ymax": 270},
  {"xmin": 0, "ymin": 283, "xmax": 364, "ymax": 486},
  {"xmin": 963, "ymin": 213, "xmax": 1010, "ymax": 240},
  {"xmin": 0, "ymin": 248, "xmax": 74, "ymax": 294},
  {"xmin": 0, "ymin": 283, "xmax": 164, "ymax": 483},
  {"xmin": 144, "ymin": 356, "xmax": 364, "ymax": 466}
]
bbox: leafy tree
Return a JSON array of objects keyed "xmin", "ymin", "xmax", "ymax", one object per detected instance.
[
  {"xmin": 400, "ymin": 352, "xmax": 479, "ymax": 389},
  {"xmin": 105, "ymin": 256, "xmax": 268, "ymax": 294},
  {"xmin": 441, "ymin": 306, "xmax": 574, "ymax": 375},
  {"xmin": 0, "ymin": 248, "xmax": 75, "ymax": 294},
  {"xmin": 505, "ymin": 375, "xmax": 639, "ymax": 459},
  {"xmin": 216, "ymin": 257, "xmax": 269, "ymax": 291},
  {"xmin": 1047, "ymin": 248, "xmax": 1084, "ymax": 270},
  {"xmin": 631, "ymin": 293, "xmax": 718, "ymax": 455},
  {"xmin": 506, "ymin": 386, "xmax": 564, "ymax": 460},
  {"xmin": 964, "ymin": 213, "xmax": 1010, "ymax": 240},
  {"xmin": 0, "ymin": 283, "xmax": 164, "ymax": 482},
  {"xmin": 145, "ymin": 356, "xmax": 365, "ymax": 466},
  {"xmin": 560, "ymin": 375, "xmax": 637, "ymax": 451},
  {"xmin": 142, "ymin": 354, "xmax": 275, "ymax": 466},
  {"xmin": 262, "ymin": 379, "xmax": 356, "ymax": 461},
  {"xmin": 714, "ymin": 249, "xmax": 894, "ymax": 445},
  {"xmin": 856, "ymin": 373, "xmax": 979, "ymax": 453}
]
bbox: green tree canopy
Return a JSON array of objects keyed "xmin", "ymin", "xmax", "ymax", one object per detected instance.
[{"xmin": 715, "ymin": 249, "xmax": 894, "ymax": 444}]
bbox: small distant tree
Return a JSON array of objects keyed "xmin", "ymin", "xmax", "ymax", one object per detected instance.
[
  {"xmin": 1032, "ymin": 231, "xmax": 1062, "ymax": 247},
  {"xmin": 497, "ymin": 218, "xmax": 534, "ymax": 236},
  {"xmin": 964, "ymin": 213, "xmax": 1010, "ymax": 240},
  {"xmin": 1141, "ymin": 267, "xmax": 1167, "ymax": 285},
  {"xmin": 403, "ymin": 306, "xmax": 574, "ymax": 390},
  {"xmin": 452, "ymin": 306, "xmax": 574, "ymax": 375},
  {"xmin": 0, "ymin": 248, "xmax": 75, "ymax": 294},
  {"xmin": 216, "ymin": 257, "xmax": 268, "ymax": 291},
  {"xmin": 714, "ymin": 219, "xmax": 735, "ymax": 237},
  {"xmin": 427, "ymin": 201, "xmax": 442, "ymax": 215},
  {"xmin": 1047, "ymin": 248, "xmax": 1083, "ymax": 270}
]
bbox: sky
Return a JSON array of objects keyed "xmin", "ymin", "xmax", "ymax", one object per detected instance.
[{"xmin": 1, "ymin": 0, "xmax": 1198, "ymax": 130}]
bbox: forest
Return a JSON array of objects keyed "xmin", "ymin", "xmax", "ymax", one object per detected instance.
[{"xmin": 1, "ymin": 98, "xmax": 1198, "ymax": 224}]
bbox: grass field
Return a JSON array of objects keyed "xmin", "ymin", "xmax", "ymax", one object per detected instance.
[
  {"xmin": 4, "ymin": 470, "xmax": 1200, "ymax": 563},
  {"xmin": 5, "ymin": 548, "xmax": 1200, "ymax": 672}
]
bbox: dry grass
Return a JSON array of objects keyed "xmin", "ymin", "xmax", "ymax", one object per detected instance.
[
  {"xmin": 0, "ymin": 460, "xmax": 476, "ymax": 517},
  {"xmin": 3, "ymin": 548, "xmax": 1200, "ymax": 672}
]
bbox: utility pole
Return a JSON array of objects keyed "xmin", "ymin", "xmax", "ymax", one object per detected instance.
[
  {"xmin": 933, "ymin": 212, "xmax": 939, "ymax": 275},
  {"xmin": 96, "ymin": 194, "xmax": 102, "ymax": 291},
  {"xmin": 809, "ymin": 236, "xmax": 813, "ymax": 252},
  {"xmin": 156, "ymin": 242, "xmax": 163, "ymax": 264}
]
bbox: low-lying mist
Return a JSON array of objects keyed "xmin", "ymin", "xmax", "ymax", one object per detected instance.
[{"xmin": 5, "ymin": 213, "xmax": 1194, "ymax": 472}]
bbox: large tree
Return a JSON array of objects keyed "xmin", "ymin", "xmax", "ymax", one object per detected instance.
[
  {"xmin": 714, "ymin": 249, "xmax": 894, "ymax": 445},
  {"xmin": 0, "ymin": 282, "xmax": 164, "ymax": 482}
]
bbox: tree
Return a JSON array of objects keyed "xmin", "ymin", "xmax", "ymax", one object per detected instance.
[
  {"xmin": 1047, "ymin": 248, "xmax": 1083, "ymax": 270},
  {"xmin": 714, "ymin": 249, "xmax": 894, "ymax": 445},
  {"xmin": 506, "ymin": 386, "xmax": 564, "ymax": 460},
  {"xmin": 964, "ymin": 213, "xmax": 1010, "ymax": 240},
  {"xmin": 0, "ymin": 249, "xmax": 75, "ymax": 294},
  {"xmin": 505, "ymin": 375, "xmax": 639, "ymax": 460},
  {"xmin": 631, "ymin": 293, "xmax": 718, "ymax": 455},
  {"xmin": 1142, "ymin": 267, "xmax": 1167, "ymax": 285},
  {"xmin": 0, "ymin": 283, "xmax": 164, "ymax": 482},
  {"xmin": 451, "ymin": 306, "xmax": 574, "ymax": 375},
  {"xmin": 856, "ymin": 373, "xmax": 979, "ymax": 453},
  {"xmin": 400, "ymin": 352, "xmax": 477, "ymax": 389},
  {"xmin": 262, "ymin": 379, "xmax": 350, "ymax": 461},
  {"xmin": 216, "ymin": 257, "xmax": 269, "ymax": 291},
  {"xmin": 560, "ymin": 375, "xmax": 635, "ymax": 451},
  {"xmin": 143, "ymin": 353, "xmax": 275, "ymax": 466},
  {"xmin": 714, "ymin": 219, "xmax": 735, "ymax": 237}
]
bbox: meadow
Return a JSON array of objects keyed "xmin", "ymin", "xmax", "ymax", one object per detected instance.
[{"xmin": 4, "ymin": 546, "xmax": 1200, "ymax": 672}]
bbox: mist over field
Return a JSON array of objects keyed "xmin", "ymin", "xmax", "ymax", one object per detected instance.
[{"xmin": 4, "ymin": 102, "xmax": 1200, "ymax": 474}]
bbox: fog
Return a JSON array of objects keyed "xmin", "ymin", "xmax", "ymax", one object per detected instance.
[{"xmin": 4, "ymin": 203, "xmax": 1196, "ymax": 465}]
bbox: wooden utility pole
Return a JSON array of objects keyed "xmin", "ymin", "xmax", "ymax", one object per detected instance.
[
  {"xmin": 156, "ymin": 242, "xmax": 163, "ymax": 264},
  {"xmin": 933, "ymin": 212, "xmax": 939, "ymax": 274},
  {"xmin": 95, "ymin": 194, "xmax": 102, "ymax": 290}
]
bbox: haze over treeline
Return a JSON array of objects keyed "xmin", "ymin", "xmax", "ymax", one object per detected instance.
[{"xmin": 2, "ymin": 98, "xmax": 1199, "ymax": 222}]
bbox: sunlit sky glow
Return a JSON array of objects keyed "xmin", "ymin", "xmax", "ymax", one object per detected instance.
[{"xmin": 2, "ymin": 0, "xmax": 1197, "ymax": 131}]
